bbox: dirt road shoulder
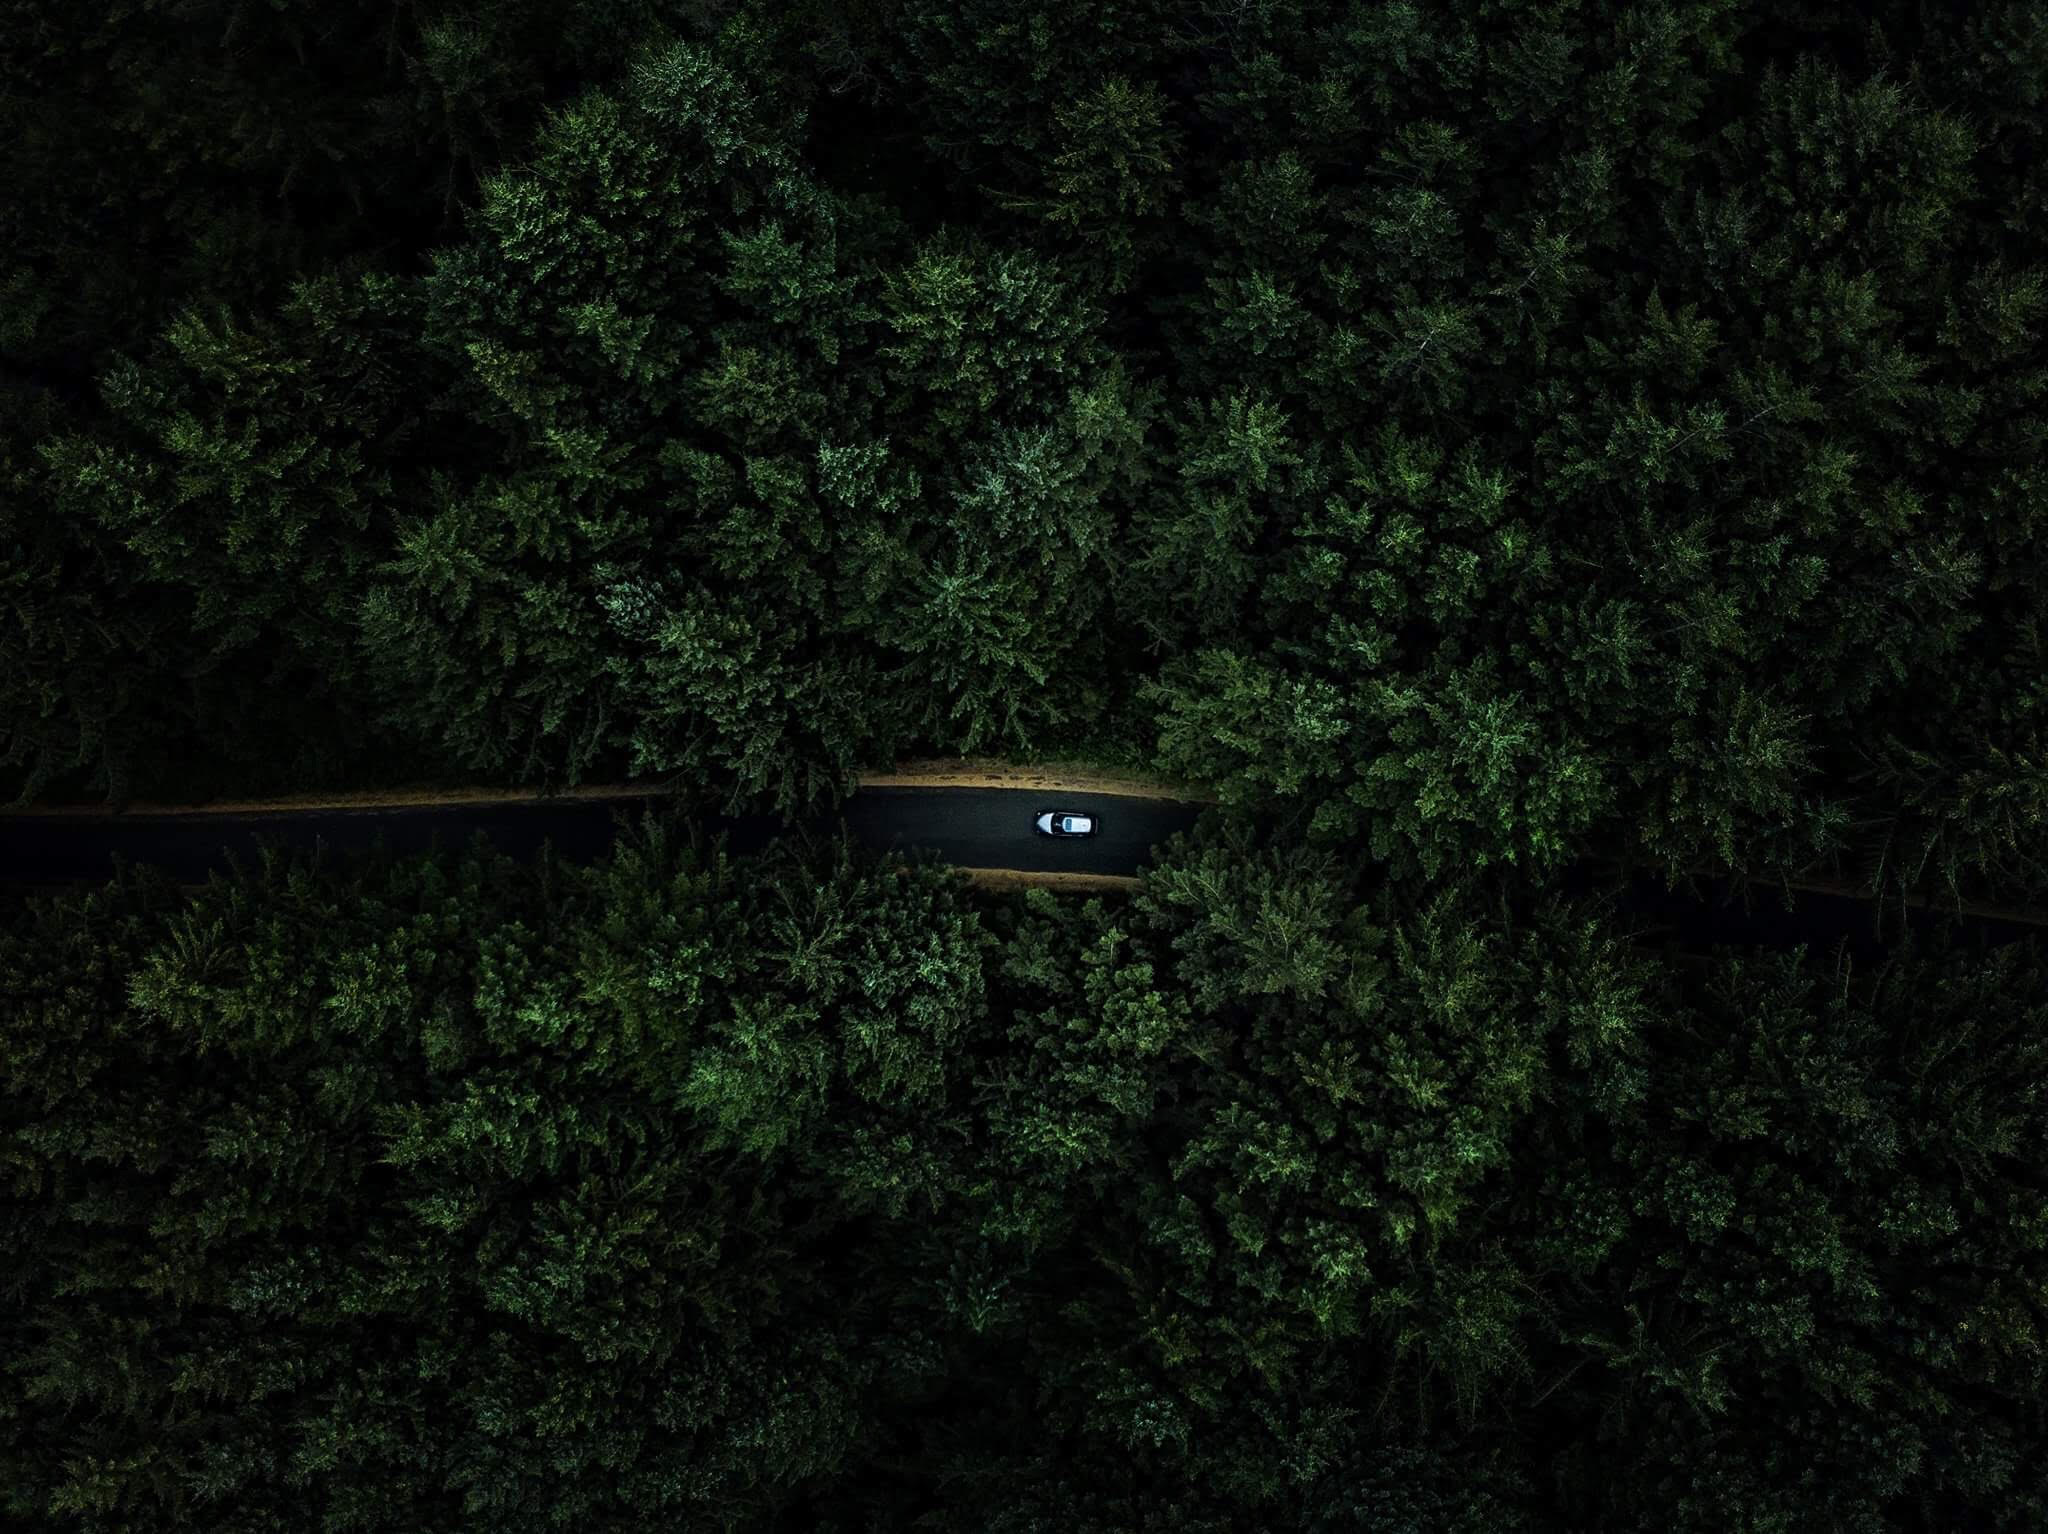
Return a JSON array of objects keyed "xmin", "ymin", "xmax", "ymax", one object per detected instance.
[{"xmin": 857, "ymin": 757, "xmax": 1216, "ymax": 802}]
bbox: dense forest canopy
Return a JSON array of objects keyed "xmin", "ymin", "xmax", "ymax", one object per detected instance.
[
  {"xmin": 4, "ymin": 0, "xmax": 2045, "ymax": 906},
  {"xmin": 4, "ymin": 823, "xmax": 2045, "ymax": 1529},
  {"xmin": 6, "ymin": 0, "xmax": 2048, "ymax": 1527}
]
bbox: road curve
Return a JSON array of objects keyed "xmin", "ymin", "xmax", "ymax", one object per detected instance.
[{"xmin": 0, "ymin": 788, "xmax": 1209, "ymax": 889}]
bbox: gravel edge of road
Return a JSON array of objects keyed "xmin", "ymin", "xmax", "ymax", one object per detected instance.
[
  {"xmin": 856, "ymin": 759, "xmax": 1216, "ymax": 802},
  {"xmin": 953, "ymin": 868, "xmax": 1144, "ymax": 893}
]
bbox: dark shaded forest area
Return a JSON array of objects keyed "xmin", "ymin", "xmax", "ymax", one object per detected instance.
[
  {"xmin": 5, "ymin": 825, "xmax": 2046, "ymax": 1529},
  {"xmin": 4, "ymin": 0, "xmax": 2046, "ymax": 1528}
]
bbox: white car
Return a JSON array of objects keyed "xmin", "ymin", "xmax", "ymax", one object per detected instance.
[{"xmin": 1034, "ymin": 809, "xmax": 1097, "ymax": 837}]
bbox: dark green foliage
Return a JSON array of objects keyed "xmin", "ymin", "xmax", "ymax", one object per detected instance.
[
  {"xmin": 9, "ymin": 0, "xmax": 2046, "ymax": 905},
  {"xmin": 0, "ymin": 0, "xmax": 675, "ymax": 390},
  {"xmin": 0, "ymin": 824, "xmax": 988, "ymax": 1529},
  {"xmin": 1127, "ymin": 16, "xmax": 2047, "ymax": 893},
  {"xmin": 1530, "ymin": 934, "xmax": 2048, "ymax": 1530},
  {"xmin": 1852, "ymin": 730, "xmax": 2048, "ymax": 912},
  {"xmin": 8, "ymin": 1, "xmax": 2048, "ymax": 1523},
  {"xmin": 15, "ymin": 277, "xmax": 443, "ymax": 802},
  {"xmin": 356, "ymin": 29, "xmax": 884, "ymax": 801},
  {"xmin": 7, "ymin": 829, "xmax": 2042, "ymax": 1527},
  {"xmin": 964, "ymin": 830, "xmax": 1639, "ymax": 1513}
]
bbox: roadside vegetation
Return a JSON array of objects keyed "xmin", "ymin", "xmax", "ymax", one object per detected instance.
[
  {"xmin": 6, "ymin": 821, "xmax": 2046, "ymax": 1530},
  {"xmin": 4, "ymin": 1, "xmax": 2045, "ymax": 1527},
  {"xmin": 7, "ymin": 0, "xmax": 2044, "ymax": 914}
]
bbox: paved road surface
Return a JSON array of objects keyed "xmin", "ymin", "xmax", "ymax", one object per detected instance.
[
  {"xmin": 8, "ymin": 792, "xmax": 2041, "ymax": 958},
  {"xmin": 832, "ymin": 788, "xmax": 1202, "ymax": 873},
  {"xmin": 0, "ymin": 788, "xmax": 1210, "ymax": 888}
]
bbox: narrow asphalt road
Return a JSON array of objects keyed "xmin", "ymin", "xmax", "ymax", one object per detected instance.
[
  {"xmin": 0, "ymin": 788, "xmax": 1210, "ymax": 888},
  {"xmin": 6, "ymin": 791, "xmax": 2041, "ymax": 958},
  {"xmin": 831, "ymin": 788, "xmax": 1202, "ymax": 873}
]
